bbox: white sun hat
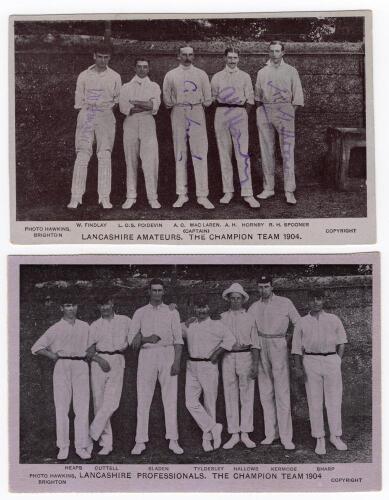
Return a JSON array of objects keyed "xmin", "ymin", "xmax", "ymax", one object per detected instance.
[{"xmin": 222, "ymin": 283, "xmax": 249, "ymax": 303}]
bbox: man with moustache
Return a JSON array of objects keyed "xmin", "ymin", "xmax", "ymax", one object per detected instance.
[
  {"xmin": 248, "ymin": 274, "xmax": 300, "ymax": 450},
  {"xmin": 292, "ymin": 289, "xmax": 348, "ymax": 455},
  {"xmin": 163, "ymin": 46, "xmax": 214, "ymax": 209},
  {"xmin": 130, "ymin": 279, "xmax": 184, "ymax": 456},
  {"xmin": 211, "ymin": 48, "xmax": 260, "ymax": 209},
  {"xmin": 255, "ymin": 41, "xmax": 304, "ymax": 205},
  {"xmin": 87, "ymin": 295, "xmax": 132, "ymax": 456},
  {"xmin": 67, "ymin": 41, "xmax": 121, "ymax": 210},
  {"xmin": 220, "ymin": 283, "xmax": 260, "ymax": 449},
  {"xmin": 119, "ymin": 59, "xmax": 162, "ymax": 209}
]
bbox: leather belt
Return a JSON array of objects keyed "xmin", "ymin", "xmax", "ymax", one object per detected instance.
[
  {"xmin": 230, "ymin": 348, "xmax": 251, "ymax": 353},
  {"xmin": 217, "ymin": 102, "xmax": 245, "ymax": 108},
  {"xmin": 304, "ymin": 352, "xmax": 337, "ymax": 356},
  {"xmin": 58, "ymin": 356, "xmax": 87, "ymax": 361},
  {"xmin": 258, "ymin": 333, "xmax": 285, "ymax": 339},
  {"xmin": 188, "ymin": 357, "xmax": 211, "ymax": 362},
  {"xmin": 97, "ymin": 350, "xmax": 124, "ymax": 355}
]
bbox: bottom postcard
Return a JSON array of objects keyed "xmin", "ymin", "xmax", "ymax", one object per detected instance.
[{"xmin": 8, "ymin": 253, "xmax": 380, "ymax": 492}]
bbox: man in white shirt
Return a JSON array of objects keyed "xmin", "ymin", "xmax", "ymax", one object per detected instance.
[
  {"xmin": 130, "ymin": 279, "xmax": 184, "ymax": 455},
  {"xmin": 248, "ymin": 274, "xmax": 300, "ymax": 450},
  {"xmin": 292, "ymin": 289, "xmax": 348, "ymax": 455},
  {"xmin": 31, "ymin": 293, "xmax": 96, "ymax": 461},
  {"xmin": 119, "ymin": 60, "xmax": 162, "ymax": 209},
  {"xmin": 255, "ymin": 41, "xmax": 304, "ymax": 205},
  {"xmin": 211, "ymin": 48, "xmax": 260, "ymax": 209},
  {"xmin": 163, "ymin": 46, "xmax": 214, "ymax": 209},
  {"xmin": 182, "ymin": 295, "xmax": 235, "ymax": 452},
  {"xmin": 220, "ymin": 283, "xmax": 260, "ymax": 450},
  {"xmin": 67, "ymin": 42, "xmax": 122, "ymax": 209},
  {"xmin": 88, "ymin": 295, "xmax": 132, "ymax": 456}
]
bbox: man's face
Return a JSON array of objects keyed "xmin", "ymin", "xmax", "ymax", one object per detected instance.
[
  {"xmin": 149, "ymin": 284, "xmax": 164, "ymax": 302},
  {"xmin": 94, "ymin": 52, "xmax": 111, "ymax": 69},
  {"xmin": 194, "ymin": 304, "xmax": 210, "ymax": 321},
  {"xmin": 229, "ymin": 292, "xmax": 244, "ymax": 310},
  {"xmin": 309, "ymin": 296, "xmax": 324, "ymax": 313},
  {"xmin": 258, "ymin": 283, "xmax": 273, "ymax": 300},
  {"xmin": 135, "ymin": 61, "xmax": 150, "ymax": 79},
  {"xmin": 225, "ymin": 52, "xmax": 239, "ymax": 70},
  {"xmin": 99, "ymin": 300, "xmax": 114, "ymax": 318},
  {"xmin": 61, "ymin": 303, "xmax": 78, "ymax": 319},
  {"xmin": 178, "ymin": 48, "xmax": 194, "ymax": 66},
  {"xmin": 268, "ymin": 44, "xmax": 284, "ymax": 63}
]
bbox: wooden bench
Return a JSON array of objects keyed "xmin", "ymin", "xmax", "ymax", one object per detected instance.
[{"xmin": 327, "ymin": 127, "xmax": 366, "ymax": 191}]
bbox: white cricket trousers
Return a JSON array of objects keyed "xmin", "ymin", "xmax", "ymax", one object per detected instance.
[
  {"xmin": 71, "ymin": 107, "xmax": 116, "ymax": 200},
  {"xmin": 256, "ymin": 103, "xmax": 296, "ymax": 193},
  {"xmin": 303, "ymin": 354, "xmax": 343, "ymax": 438},
  {"xmin": 135, "ymin": 346, "xmax": 178, "ymax": 443},
  {"xmin": 123, "ymin": 113, "xmax": 159, "ymax": 202},
  {"xmin": 171, "ymin": 104, "xmax": 209, "ymax": 197},
  {"xmin": 185, "ymin": 360, "xmax": 219, "ymax": 440},
  {"xmin": 53, "ymin": 359, "xmax": 90, "ymax": 450},
  {"xmin": 222, "ymin": 351, "xmax": 255, "ymax": 434},
  {"xmin": 214, "ymin": 107, "xmax": 254, "ymax": 197},
  {"xmin": 258, "ymin": 337, "xmax": 293, "ymax": 443},
  {"xmin": 89, "ymin": 354, "xmax": 125, "ymax": 449}
]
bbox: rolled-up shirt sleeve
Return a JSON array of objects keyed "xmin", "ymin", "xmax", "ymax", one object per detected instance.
[
  {"xmin": 291, "ymin": 321, "xmax": 303, "ymax": 355},
  {"xmin": 249, "ymin": 322, "xmax": 261, "ymax": 349},
  {"xmin": 172, "ymin": 310, "xmax": 184, "ymax": 345},
  {"xmin": 216, "ymin": 321, "xmax": 235, "ymax": 351},
  {"xmin": 31, "ymin": 326, "xmax": 56, "ymax": 354},
  {"xmin": 151, "ymin": 83, "xmax": 161, "ymax": 115},
  {"xmin": 291, "ymin": 69, "xmax": 304, "ymax": 106},
  {"xmin": 113, "ymin": 74, "xmax": 122, "ymax": 105}
]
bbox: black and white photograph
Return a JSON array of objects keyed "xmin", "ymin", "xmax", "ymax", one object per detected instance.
[
  {"xmin": 9, "ymin": 12, "xmax": 375, "ymax": 244},
  {"xmin": 9, "ymin": 254, "xmax": 380, "ymax": 492}
]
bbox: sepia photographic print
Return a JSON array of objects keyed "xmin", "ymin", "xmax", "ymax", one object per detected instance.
[
  {"xmin": 9, "ymin": 253, "xmax": 380, "ymax": 492},
  {"xmin": 9, "ymin": 11, "xmax": 375, "ymax": 244}
]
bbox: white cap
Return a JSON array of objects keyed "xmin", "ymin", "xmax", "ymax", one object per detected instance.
[{"xmin": 222, "ymin": 283, "xmax": 249, "ymax": 303}]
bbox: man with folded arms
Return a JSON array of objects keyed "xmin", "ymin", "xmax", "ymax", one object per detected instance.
[
  {"xmin": 31, "ymin": 292, "xmax": 95, "ymax": 460},
  {"xmin": 292, "ymin": 289, "xmax": 348, "ymax": 455},
  {"xmin": 211, "ymin": 48, "xmax": 260, "ymax": 209},
  {"xmin": 163, "ymin": 46, "xmax": 214, "ymax": 209},
  {"xmin": 130, "ymin": 279, "xmax": 184, "ymax": 455},
  {"xmin": 220, "ymin": 283, "xmax": 260, "ymax": 449},
  {"xmin": 87, "ymin": 295, "xmax": 132, "ymax": 456},
  {"xmin": 119, "ymin": 59, "xmax": 162, "ymax": 210},
  {"xmin": 248, "ymin": 274, "xmax": 300, "ymax": 450},
  {"xmin": 182, "ymin": 296, "xmax": 235, "ymax": 452}
]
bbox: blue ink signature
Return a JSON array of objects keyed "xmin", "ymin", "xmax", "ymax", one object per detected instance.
[
  {"xmin": 79, "ymin": 89, "xmax": 105, "ymax": 145},
  {"xmin": 178, "ymin": 81, "xmax": 203, "ymax": 162}
]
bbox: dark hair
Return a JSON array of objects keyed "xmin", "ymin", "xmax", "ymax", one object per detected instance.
[
  {"xmin": 269, "ymin": 40, "xmax": 285, "ymax": 51},
  {"xmin": 94, "ymin": 40, "xmax": 113, "ymax": 56},
  {"xmin": 257, "ymin": 274, "xmax": 273, "ymax": 285},
  {"xmin": 224, "ymin": 47, "xmax": 239, "ymax": 57},
  {"xmin": 308, "ymin": 289, "xmax": 325, "ymax": 300},
  {"xmin": 194, "ymin": 295, "xmax": 209, "ymax": 308},
  {"xmin": 178, "ymin": 46, "xmax": 194, "ymax": 55},
  {"xmin": 59, "ymin": 290, "xmax": 79, "ymax": 306},
  {"xmin": 134, "ymin": 58, "xmax": 150, "ymax": 67},
  {"xmin": 149, "ymin": 278, "xmax": 165, "ymax": 289},
  {"xmin": 96, "ymin": 294, "xmax": 114, "ymax": 306}
]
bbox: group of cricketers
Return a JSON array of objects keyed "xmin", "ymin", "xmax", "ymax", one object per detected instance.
[
  {"xmin": 67, "ymin": 40, "xmax": 304, "ymax": 211},
  {"xmin": 32, "ymin": 275, "xmax": 348, "ymax": 460}
]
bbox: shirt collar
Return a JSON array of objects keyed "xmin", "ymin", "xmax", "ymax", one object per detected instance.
[
  {"xmin": 88, "ymin": 64, "xmax": 109, "ymax": 74},
  {"xmin": 179, "ymin": 64, "xmax": 193, "ymax": 71},
  {"xmin": 148, "ymin": 302, "xmax": 167, "ymax": 310},
  {"xmin": 266, "ymin": 59, "xmax": 285, "ymax": 67},
  {"xmin": 131, "ymin": 75, "xmax": 150, "ymax": 85},
  {"xmin": 225, "ymin": 66, "xmax": 239, "ymax": 74}
]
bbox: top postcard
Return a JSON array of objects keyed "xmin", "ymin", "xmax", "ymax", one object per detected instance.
[{"xmin": 9, "ymin": 11, "xmax": 375, "ymax": 245}]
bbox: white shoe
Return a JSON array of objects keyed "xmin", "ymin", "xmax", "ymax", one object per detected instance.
[
  {"xmin": 282, "ymin": 441, "xmax": 295, "ymax": 450},
  {"xmin": 223, "ymin": 433, "xmax": 240, "ymax": 450},
  {"xmin": 220, "ymin": 193, "xmax": 233, "ymax": 204},
  {"xmin": 99, "ymin": 197, "xmax": 112, "ymax": 209},
  {"xmin": 67, "ymin": 197, "xmax": 81, "ymax": 209},
  {"xmin": 261, "ymin": 436, "xmax": 276, "ymax": 445},
  {"xmin": 211, "ymin": 423, "xmax": 223, "ymax": 450},
  {"xmin": 173, "ymin": 195, "xmax": 189, "ymax": 208},
  {"xmin": 131, "ymin": 443, "xmax": 146, "ymax": 455},
  {"xmin": 257, "ymin": 190, "xmax": 275, "ymax": 200},
  {"xmin": 57, "ymin": 446, "xmax": 69, "ymax": 460},
  {"xmin": 149, "ymin": 200, "xmax": 161, "ymax": 209},
  {"xmin": 330, "ymin": 436, "xmax": 347, "ymax": 451},
  {"xmin": 285, "ymin": 192, "xmax": 297, "ymax": 205},
  {"xmin": 98, "ymin": 446, "xmax": 112, "ymax": 456},
  {"xmin": 76, "ymin": 448, "xmax": 91, "ymax": 460},
  {"xmin": 197, "ymin": 197, "xmax": 215, "ymax": 210},
  {"xmin": 169, "ymin": 440, "xmax": 184, "ymax": 455},
  {"xmin": 202, "ymin": 440, "xmax": 213, "ymax": 452},
  {"xmin": 122, "ymin": 198, "xmax": 136, "ymax": 209},
  {"xmin": 243, "ymin": 196, "xmax": 260, "ymax": 208},
  {"xmin": 241, "ymin": 433, "xmax": 256, "ymax": 449},
  {"xmin": 315, "ymin": 437, "xmax": 326, "ymax": 455}
]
